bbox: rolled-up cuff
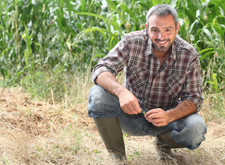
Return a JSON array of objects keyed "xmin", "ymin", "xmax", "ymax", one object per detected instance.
[
  {"xmin": 184, "ymin": 95, "xmax": 203, "ymax": 112},
  {"xmin": 91, "ymin": 67, "xmax": 116, "ymax": 84}
]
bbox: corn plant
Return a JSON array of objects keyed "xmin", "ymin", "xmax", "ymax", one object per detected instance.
[{"xmin": 0, "ymin": 0, "xmax": 224, "ymax": 100}]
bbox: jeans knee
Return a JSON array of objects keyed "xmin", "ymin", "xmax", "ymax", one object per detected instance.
[
  {"xmin": 189, "ymin": 117, "xmax": 207, "ymax": 134},
  {"xmin": 89, "ymin": 85, "xmax": 109, "ymax": 106},
  {"xmin": 172, "ymin": 113, "xmax": 207, "ymax": 150},
  {"xmin": 88, "ymin": 85, "xmax": 121, "ymax": 118}
]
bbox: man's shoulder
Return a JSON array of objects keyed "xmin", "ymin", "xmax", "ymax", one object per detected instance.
[
  {"xmin": 174, "ymin": 35, "xmax": 198, "ymax": 56},
  {"xmin": 123, "ymin": 29, "xmax": 149, "ymax": 42}
]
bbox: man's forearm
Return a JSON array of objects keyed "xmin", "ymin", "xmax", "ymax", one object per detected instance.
[
  {"xmin": 166, "ymin": 100, "xmax": 197, "ymax": 123},
  {"xmin": 95, "ymin": 72, "xmax": 128, "ymax": 97},
  {"xmin": 96, "ymin": 72, "xmax": 142, "ymax": 114}
]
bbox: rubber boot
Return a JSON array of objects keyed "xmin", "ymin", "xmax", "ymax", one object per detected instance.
[
  {"xmin": 155, "ymin": 131, "xmax": 185, "ymax": 160},
  {"xmin": 93, "ymin": 117, "xmax": 126, "ymax": 164}
]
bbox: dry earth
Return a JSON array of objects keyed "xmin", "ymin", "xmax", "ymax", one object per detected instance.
[{"xmin": 0, "ymin": 88, "xmax": 224, "ymax": 165}]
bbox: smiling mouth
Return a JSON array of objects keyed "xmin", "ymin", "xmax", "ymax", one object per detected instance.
[{"xmin": 156, "ymin": 40, "xmax": 169, "ymax": 45}]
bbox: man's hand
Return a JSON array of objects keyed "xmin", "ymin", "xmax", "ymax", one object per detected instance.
[
  {"xmin": 96, "ymin": 71, "xmax": 142, "ymax": 115},
  {"xmin": 144, "ymin": 108, "xmax": 170, "ymax": 127},
  {"xmin": 144, "ymin": 100, "xmax": 197, "ymax": 127},
  {"xmin": 118, "ymin": 90, "xmax": 142, "ymax": 115}
]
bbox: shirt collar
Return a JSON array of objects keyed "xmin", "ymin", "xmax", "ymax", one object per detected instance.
[
  {"xmin": 170, "ymin": 40, "xmax": 177, "ymax": 61},
  {"xmin": 144, "ymin": 37, "xmax": 153, "ymax": 56}
]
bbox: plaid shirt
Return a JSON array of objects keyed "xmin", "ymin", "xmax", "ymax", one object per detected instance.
[{"xmin": 92, "ymin": 29, "xmax": 203, "ymax": 112}]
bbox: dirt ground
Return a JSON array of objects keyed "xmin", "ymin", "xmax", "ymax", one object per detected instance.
[{"xmin": 0, "ymin": 88, "xmax": 225, "ymax": 165}]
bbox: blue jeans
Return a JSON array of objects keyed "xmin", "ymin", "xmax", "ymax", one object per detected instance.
[{"xmin": 88, "ymin": 85, "xmax": 207, "ymax": 150}]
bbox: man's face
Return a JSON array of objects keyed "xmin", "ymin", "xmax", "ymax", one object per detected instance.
[{"xmin": 146, "ymin": 14, "xmax": 180, "ymax": 55}]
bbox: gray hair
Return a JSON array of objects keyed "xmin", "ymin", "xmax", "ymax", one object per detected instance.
[{"xmin": 146, "ymin": 4, "xmax": 178, "ymax": 28}]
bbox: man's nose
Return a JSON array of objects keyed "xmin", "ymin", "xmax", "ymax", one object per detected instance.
[
  {"xmin": 158, "ymin": 32, "xmax": 162, "ymax": 39},
  {"xmin": 157, "ymin": 32, "xmax": 165, "ymax": 40}
]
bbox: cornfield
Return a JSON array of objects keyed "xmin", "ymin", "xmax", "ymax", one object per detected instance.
[{"xmin": 0, "ymin": 1, "xmax": 225, "ymax": 164}]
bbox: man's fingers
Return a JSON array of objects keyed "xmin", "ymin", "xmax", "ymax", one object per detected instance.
[
  {"xmin": 121, "ymin": 102, "xmax": 137, "ymax": 114},
  {"xmin": 127, "ymin": 104, "xmax": 136, "ymax": 114},
  {"xmin": 145, "ymin": 109, "xmax": 169, "ymax": 127},
  {"xmin": 121, "ymin": 104, "xmax": 132, "ymax": 114},
  {"xmin": 122, "ymin": 105, "xmax": 141, "ymax": 114},
  {"xmin": 120, "ymin": 98, "xmax": 141, "ymax": 114},
  {"xmin": 118, "ymin": 90, "xmax": 142, "ymax": 114},
  {"xmin": 147, "ymin": 116, "xmax": 166, "ymax": 126},
  {"xmin": 131, "ymin": 102, "xmax": 142, "ymax": 114},
  {"xmin": 145, "ymin": 108, "xmax": 163, "ymax": 116},
  {"xmin": 148, "ymin": 116, "xmax": 162, "ymax": 122},
  {"xmin": 152, "ymin": 121, "xmax": 164, "ymax": 127},
  {"xmin": 146, "ymin": 113, "xmax": 161, "ymax": 121}
]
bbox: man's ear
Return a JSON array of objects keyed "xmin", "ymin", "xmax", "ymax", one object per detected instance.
[
  {"xmin": 176, "ymin": 22, "xmax": 180, "ymax": 34},
  {"xmin": 145, "ymin": 23, "xmax": 148, "ymax": 30}
]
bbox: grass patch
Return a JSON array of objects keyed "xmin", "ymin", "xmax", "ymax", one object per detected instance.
[
  {"xmin": 201, "ymin": 93, "xmax": 225, "ymax": 123},
  {"xmin": 0, "ymin": 70, "xmax": 224, "ymax": 165}
]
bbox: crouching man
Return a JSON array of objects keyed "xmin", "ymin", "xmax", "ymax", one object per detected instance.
[{"xmin": 88, "ymin": 4, "xmax": 207, "ymax": 164}]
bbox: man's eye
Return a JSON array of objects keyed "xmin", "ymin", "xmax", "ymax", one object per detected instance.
[{"xmin": 166, "ymin": 29, "xmax": 171, "ymax": 32}]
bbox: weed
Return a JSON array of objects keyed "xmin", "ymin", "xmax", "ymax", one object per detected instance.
[
  {"xmin": 94, "ymin": 149, "xmax": 101, "ymax": 154},
  {"xmin": 2, "ymin": 152, "xmax": 11, "ymax": 165}
]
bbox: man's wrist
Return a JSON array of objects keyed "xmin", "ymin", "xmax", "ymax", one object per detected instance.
[
  {"xmin": 114, "ymin": 85, "xmax": 129, "ymax": 98},
  {"xmin": 166, "ymin": 109, "xmax": 176, "ymax": 123}
]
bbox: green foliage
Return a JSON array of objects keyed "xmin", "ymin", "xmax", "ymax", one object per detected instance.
[
  {"xmin": 176, "ymin": 0, "xmax": 225, "ymax": 93},
  {"xmin": 0, "ymin": 0, "xmax": 224, "ymax": 100}
]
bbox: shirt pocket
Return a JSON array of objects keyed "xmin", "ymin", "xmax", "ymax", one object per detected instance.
[
  {"xmin": 166, "ymin": 74, "xmax": 186, "ymax": 97},
  {"xmin": 127, "ymin": 66, "xmax": 149, "ymax": 91}
]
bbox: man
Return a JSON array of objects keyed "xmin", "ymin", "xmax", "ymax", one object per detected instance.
[{"xmin": 88, "ymin": 4, "xmax": 207, "ymax": 164}]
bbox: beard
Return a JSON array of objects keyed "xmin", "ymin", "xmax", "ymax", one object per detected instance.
[{"xmin": 152, "ymin": 39, "xmax": 172, "ymax": 52}]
